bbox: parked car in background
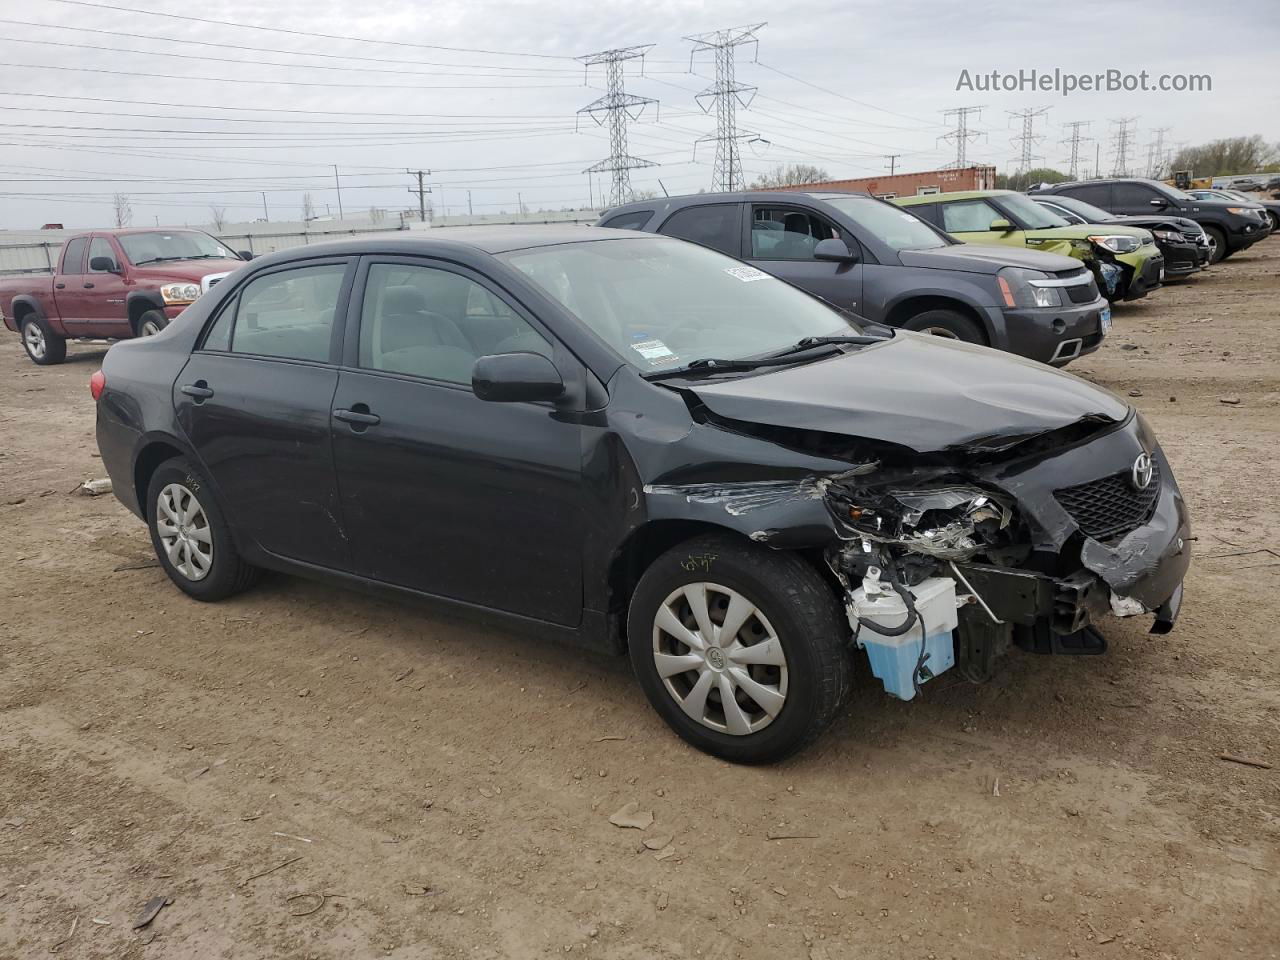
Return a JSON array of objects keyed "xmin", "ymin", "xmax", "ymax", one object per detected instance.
[
  {"xmin": 0, "ymin": 229, "xmax": 248, "ymax": 365},
  {"xmin": 1030, "ymin": 178, "xmax": 1270, "ymax": 264},
  {"xmin": 1031, "ymin": 194, "xmax": 1209, "ymax": 277},
  {"xmin": 894, "ymin": 190, "xmax": 1164, "ymax": 303},
  {"xmin": 599, "ymin": 191, "xmax": 1109, "ymax": 366},
  {"xmin": 1187, "ymin": 189, "xmax": 1280, "ymax": 233},
  {"xmin": 92, "ymin": 228, "xmax": 1190, "ymax": 762}
]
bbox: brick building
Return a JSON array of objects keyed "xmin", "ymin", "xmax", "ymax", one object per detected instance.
[{"xmin": 779, "ymin": 165, "xmax": 998, "ymax": 199}]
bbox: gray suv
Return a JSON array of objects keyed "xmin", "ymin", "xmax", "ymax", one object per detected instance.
[{"xmin": 598, "ymin": 191, "xmax": 1110, "ymax": 366}]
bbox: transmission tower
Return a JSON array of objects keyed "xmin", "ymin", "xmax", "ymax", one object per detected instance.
[
  {"xmin": 685, "ymin": 23, "xmax": 765, "ymax": 193},
  {"xmin": 1109, "ymin": 117, "xmax": 1138, "ymax": 177},
  {"xmin": 577, "ymin": 46, "xmax": 659, "ymax": 207},
  {"xmin": 1061, "ymin": 121, "xmax": 1092, "ymax": 178},
  {"xmin": 1145, "ymin": 127, "xmax": 1171, "ymax": 178},
  {"xmin": 939, "ymin": 106, "xmax": 985, "ymax": 168},
  {"xmin": 1008, "ymin": 106, "xmax": 1051, "ymax": 177}
]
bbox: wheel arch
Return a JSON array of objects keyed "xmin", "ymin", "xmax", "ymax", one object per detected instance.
[
  {"xmin": 883, "ymin": 294, "xmax": 992, "ymax": 345},
  {"xmin": 126, "ymin": 291, "xmax": 166, "ymax": 334},
  {"xmin": 10, "ymin": 295, "xmax": 46, "ymax": 326},
  {"xmin": 133, "ymin": 437, "xmax": 189, "ymax": 518}
]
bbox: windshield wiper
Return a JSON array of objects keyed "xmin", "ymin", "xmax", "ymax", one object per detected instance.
[
  {"xmin": 130, "ymin": 256, "xmax": 183, "ymax": 265},
  {"xmin": 644, "ymin": 344, "xmax": 848, "ymax": 381},
  {"xmin": 766, "ymin": 334, "xmax": 891, "ymax": 358}
]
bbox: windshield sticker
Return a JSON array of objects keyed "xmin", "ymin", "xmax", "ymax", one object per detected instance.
[
  {"xmin": 724, "ymin": 265, "xmax": 772, "ymax": 283},
  {"xmin": 631, "ymin": 339, "xmax": 678, "ymax": 365}
]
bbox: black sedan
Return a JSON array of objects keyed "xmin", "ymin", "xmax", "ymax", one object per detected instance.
[
  {"xmin": 1032, "ymin": 194, "xmax": 1209, "ymax": 276},
  {"xmin": 93, "ymin": 228, "xmax": 1191, "ymax": 763}
]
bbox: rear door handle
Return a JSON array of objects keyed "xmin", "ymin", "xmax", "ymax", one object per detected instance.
[
  {"xmin": 55, "ymin": 282, "xmax": 66, "ymax": 289},
  {"xmin": 333, "ymin": 407, "xmax": 380, "ymax": 427},
  {"xmin": 181, "ymin": 383, "xmax": 215, "ymax": 400}
]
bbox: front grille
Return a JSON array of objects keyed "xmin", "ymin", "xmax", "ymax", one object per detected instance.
[
  {"xmin": 1055, "ymin": 460, "xmax": 1161, "ymax": 542},
  {"xmin": 1065, "ymin": 279, "xmax": 1099, "ymax": 304}
]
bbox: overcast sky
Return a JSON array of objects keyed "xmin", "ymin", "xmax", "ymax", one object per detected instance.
[{"xmin": 0, "ymin": 0, "xmax": 1277, "ymax": 230}]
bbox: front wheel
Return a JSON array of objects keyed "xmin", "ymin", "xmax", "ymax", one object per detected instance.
[
  {"xmin": 900, "ymin": 309, "xmax": 985, "ymax": 344},
  {"xmin": 1204, "ymin": 226, "xmax": 1227, "ymax": 264},
  {"xmin": 627, "ymin": 534, "xmax": 851, "ymax": 764},
  {"xmin": 136, "ymin": 309, "xmax": 169, "ymax": 337},
  {"xmin": 21, "ymin": 316, "xmax": 67, "ymax": 365},
  {"xmin": 146, "ymin": 457, "xmax": 260, "ymax": 601}
]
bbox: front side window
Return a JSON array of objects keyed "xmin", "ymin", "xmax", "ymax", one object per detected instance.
[
  {"xmin": 88, "ymin": 237, "xmax": 118, "ymax": 273},
  {"xmin": 750, "ymin": 206, "xmax": 841, "ymax": 260},
  {"xmin": 117, "ymin": 231, "xmax": 236, "ymax": 267},
  {"xmin": 208, "ymin": 263, "xmax": 346, "ymax": 362},
  {"xmin": 824, "ymin": 197, "xmax": 948, "ymax": 251},
  {"xmin": 994, "ymin": 193, "xmax": 1069, "ymax": 229},
  {"xmin": 941, "ymin": 199, "xmax": 1004, "ymax": 233},
  {"xmin": 658, "ymin": 204, "xmax": 742, "ymax": 257},
  {"xmin": 502, "ymin": 237, "xmax": 857, "ymax": 374},
  {"xmin": 358, "ymin": 262, "xmax": 549, "ymax": 384}
]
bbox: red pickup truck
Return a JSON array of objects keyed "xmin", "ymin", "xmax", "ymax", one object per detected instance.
[{"xmin": 1, "ymin": 228, "xmax": 248, "ymax": 365}]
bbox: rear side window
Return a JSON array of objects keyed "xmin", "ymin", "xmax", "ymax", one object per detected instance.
[
  {"xmin": 941, "ymin": 199, "xmax": 1002, "ymax": 233},
  {"xmin": 1113, "ymin": 182, "xmax": 1158, "ymax": 207},
  {"xmin": 602, "ymin": 210, "xmax": 654, "ymax": 231},
  {"xmin": 905, "ymin": 203, "xmax": 940, "ymax": 227},
  {"xmin": 61, "ymin": 237, "xmax": 88, "ymax": 273},
  {"xmin": 203, "ymin": 263, "xmax": 346, "ymax": 362},
  {"xmin": 1060, "ymin": 183, "xmax": 1111, "ymax": 207},
  {"xmin": 658, "ymin": 204, "xmax": 742, "ymax": 257}
]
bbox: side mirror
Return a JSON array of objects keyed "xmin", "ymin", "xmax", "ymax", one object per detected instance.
[
  {"xmin": 472, "ymin": 352, "xmax": 564, "ymax": 403},
  {"xmin": 813, "ymin": 238, "xmax": 859, "ymax": 263},
  {"xmin": 989, "ymin": 218, "xmax": 1015, "ymax": 232},
  {"xmin": 237, "ymin": 250, "xmax": 255, "ymax": 261},
  {"xmin": 1149, "ymin": 198, "xmax": 1168, "ymax": 208},
  {"xmin": 89, "ymin": 256, "xmax": 119, "ymax": 273}
]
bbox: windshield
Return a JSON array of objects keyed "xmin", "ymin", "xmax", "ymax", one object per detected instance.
[
  {"xmin": 996, "ymin": 192, "xmax": 1069, "ymax": 229},
  {"xmin": 118, "ymin": 231, "xmax": 236, "ymax": 265},
  {"xmin": 822, "ymin": 196, "xmax": 948, "ymax": 251},
  {"xmin": 501, "ymin": 237, "xmax": 858, "ymax": 373},
  {"xmin": 1045, "ymin": 195, "xmax": 1116, "ymax": 223}
]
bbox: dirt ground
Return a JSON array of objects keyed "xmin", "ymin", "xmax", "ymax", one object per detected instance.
[{"xmin": 2, "ymin": 241, "xmax": 1278, "ymax": 960}]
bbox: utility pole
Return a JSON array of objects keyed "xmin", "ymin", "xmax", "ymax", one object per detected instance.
[
  {"xmin": 577, "ymin": 45, "xmax": 659, "ymax": 207},
  {"xmin": 1007, "ymin": 106, "xmax": 1051, "ymax": 182},
  {"xmin": 261, "ymin": 191, "xmax": 269, "ymax": 222},
  {"xmin": 685, "ymin": 23, "xmax": 765, "ymax": 193},
  {"xmin": 1109, "ymin": 117, "xmax": 1137, "ymax": 177},
  {"xmin": 1145, "ymin": 127, "xmax": 1171, "ymax": 178},
  {"xmin": 1061, "ymin": 120, "xmax": 1092, "ymax": 179},
  {"xmin": 407, "ymin": 169, "xmax": 431, "ymax": 223},
  {"xmin": 939, "ymin": 106, "xmax": 985, "ymax": 168},
  {"xmin": 467, "ymin": 190, "xmax": 473, "ymax": 216},
  {"xmin": 884, "ymin": 154, "xmax": 901, "ymax": 175},
  {"xmin": 333, "ymin": 165, "xmax": 344, "ymax": 220}
]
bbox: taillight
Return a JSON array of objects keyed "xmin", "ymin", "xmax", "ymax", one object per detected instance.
[{"xmin": 90, "ymin": 370, "xmax": 106, "ymax": 401}]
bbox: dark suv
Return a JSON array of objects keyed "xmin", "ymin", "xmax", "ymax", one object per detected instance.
[
  {"xmin": 599, "ymin": 191, "xmax": 1109, "ymax": 367},
  {"xmin": 1031, "ymin": 178, "xmax": 1270, "ymax": 264}
]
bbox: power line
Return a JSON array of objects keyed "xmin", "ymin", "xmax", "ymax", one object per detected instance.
[
  {"xmin": 685, "ymin": 23, "xmax": 765, "ymax": 193},
  {"xmin": 939, "ymin": 106, "xmax": 985, "ymax": 168},
  {"xmin": 577, "ymin": 46, "xmax": 660, "ymax": 207},
  {"xmin": 1061, "ymin": 120, "xmax": 1093, "ymax": 178},
  {"xmin": 753, "ymin": 62, "xmax": 941, "ymax": 128},
  {"xmin": 42, "ymin": 0, "xmax": 577, "ymax": 60}
]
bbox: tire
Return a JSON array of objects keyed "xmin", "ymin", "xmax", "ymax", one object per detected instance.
[
  {"xmin": 146, "ymin": 456, "xmax": 260, "ymax": 602},
  {"xmin": 136, "ymin": 309, "xmax": 169, "ymax": 338},
  {"xmin": 1204, "ymin": 225, "xmax": 1227, "ymax": 264},
  {"xmin": 20, "ymin": 315, "xmax": 67, "ymax": 365},
  {"xmin": 627, "ymin": 533, "xmax": 851, "ymax": 764},
  {"xmin": 1269, "ymin": 212, "xmax": 1279, "ymax": 234},
  {"xmin": 900, "ymin": 309, "xmax": 985, "ymax": 344}
]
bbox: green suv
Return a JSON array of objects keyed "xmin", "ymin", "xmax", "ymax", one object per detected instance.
[{"xmin": 895, "ymin": 190, "xmax": 1165, "ymax": 303}]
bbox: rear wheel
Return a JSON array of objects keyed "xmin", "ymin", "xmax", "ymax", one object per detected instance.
[
  {"xmin": 627, "ymin": 534, "xmax": 851, "ymax": 764},
  {"xmin": 136, "ymin": 309, "xmax": 169, "ymax": 338},
  {"xmin": 146, "ymin": 457, "xmax": 260, "ymax": 601},
  {"xmin": 20, "ymin": 316, "xmax": 67, "ymax": 365},
  {"xmin": 1204, "ymin": 226, "xmax": 1227, "ymax": 264},
  {"xmin": 901, "ymin": 309, "xmax": 985, "ymax": 344}
]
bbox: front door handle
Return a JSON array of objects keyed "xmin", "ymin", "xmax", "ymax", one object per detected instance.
[
  {"xmin": 333, "ymin": 406, "xmax": 380, "ymax": 427},
  {"xmin": 55, "ymin": 282, "xmax": 66, "ymax": 289},
  {"xmin": 83, "ymin": 282, "xmax": 95, "ymax": 289},
  {"xmin": 181, "ymin": 382, "xmax": 215, "ymax": 400}
]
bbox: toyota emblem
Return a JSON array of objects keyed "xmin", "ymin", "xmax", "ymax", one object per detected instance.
[{"xmin": 1131, "ymin": 452, "xmax": 1154, "ymax": 491}]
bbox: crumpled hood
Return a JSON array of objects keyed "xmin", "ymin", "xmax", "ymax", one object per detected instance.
[
  {"xmin": 688, "ymin": 333, "xmax": 1129, "ymax": 454},
  {"xmin": 898, "ymin": 242, "xmax": 1081, "ymax": 275}
]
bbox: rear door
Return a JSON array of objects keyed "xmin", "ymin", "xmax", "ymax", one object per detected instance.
[
  {"xmin": 329, "ymin": 256, "xmax": 585, "ymax": 625},
  {"xmin": 1112, "ymin": 182, "xmax": 1165, "ymax": 216},
  {"xmin": 744, "ymin": 203, "xmax": 863, "ymax": 311},
  {"xmin": 939, "ymin": 198, "xmax": 1025, "ymax": 247},
  {"xmin": 53, "ymin": 236, "xmax": 91, "ymax": 330},
  {"xmin": 81, "ymin": 235, "xmax": 132, "ymax": 336},
  {"xmin": 175, "ymin": 257, "xmax": 355, "ymax": 569}
]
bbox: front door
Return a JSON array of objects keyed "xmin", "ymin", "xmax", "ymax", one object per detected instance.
[
  {"xmin": 174, "ymin": 258, "xmax": 355, "ymax": 569},
  {"xmin": 81, "ymin": 236, "xmax": 133, "ymax": 336},
  {"xmin": 330, "ymin": 257, "xmax": 585, "ymax": 626},
  {"xmin": 54, "ymin": 236, "xmax": 93, "ymax": 331},
  {"xmin": 745, "ymin": 204, "xmax": 864, "ymax": 313}
]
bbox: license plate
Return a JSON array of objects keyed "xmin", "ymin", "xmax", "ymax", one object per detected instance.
[{"xmin": 1100, "ymin": 306, "xmax": 1112, "ymax": 334}]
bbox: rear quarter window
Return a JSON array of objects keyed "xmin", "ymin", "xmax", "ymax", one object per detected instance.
[{"xmin": 601, "ymin": 210, "xmax": 655, "ymax": 231}]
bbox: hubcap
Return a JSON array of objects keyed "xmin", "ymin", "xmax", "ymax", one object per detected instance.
[
  {"xmin": 155, "ymin": 483, "xmax": 214, "ymax": 581},
  {"xmin": 652, "ymin": 582, "xmax": 788, "ymax": 736},
  {"xmin": 24, "ymin": 322, "xmax": 46, "ymax": 359},
  {"xmin": 140, "ymin": 319, "xmax": 163, "ymax": 337}
]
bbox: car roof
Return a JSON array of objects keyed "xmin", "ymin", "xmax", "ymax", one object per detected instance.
[
  {"xmin": 894, "ymin": 189, "xmax": 1016, "ymax": 204},
  {"xmin": 260, "ymin": 224, "xmax": 649, "ymax": 262},
  {"xmin": 603, "ymin": 189, "xmax": 873, "ymax": 214}
]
